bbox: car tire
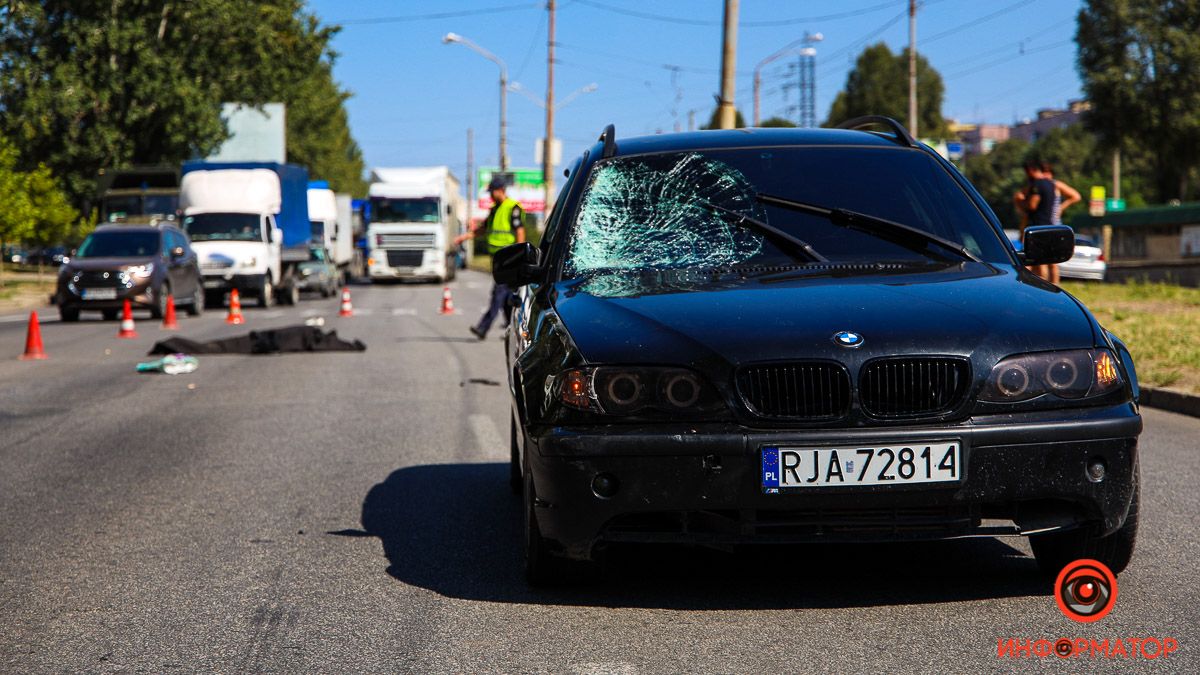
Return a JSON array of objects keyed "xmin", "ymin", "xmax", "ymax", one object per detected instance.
[
  {"xmin": 186, "ymin": 282, "xmax": 204, "ymax": 317},
  {"xmin": 282, "ymin": 281, "xmax": 300, "ymax": 306},
  {"xmin": 320, "ymin": 282, "xmax": 332, "ymax": 298},
  {"xmin": 1030, "ymin": 466, "xmax": 1139, "ymax": 576},
  {"xmin": 102, "ymin": 308, "xmax": 118, "ymax": 321},
  {"xmin": 59, "ymin": 306, "xmax": 80, "ymax": 322},
  {"xmin": 150, "ymin": 284, "xmax": 169, "ymax": 319},
  {"xmin": 509, "ymin": 417, "xmax": 522, "ymax": 495},
  {"xmin": 259, "ymin": 277, "xmax": 274, "ymax": 309},
  {"xmin": 445, "ymin": 254, "xmax": 457, "ymax": 282}
]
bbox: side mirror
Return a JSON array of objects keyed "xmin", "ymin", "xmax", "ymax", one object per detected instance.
[
  {"xmin": 170, "ymin": 246, "xmax": 185, "ymax": 259},
  {"xmin": 271, "ymin": 226, "xmax": 283, "ymax": 245},
  {"xmin": 492, "ymin": 243, "xmax": 542, "ymax": 287},
  {"xmin": 1022, "ymin": 225, "xmax": 1074, "ymax": 265}
]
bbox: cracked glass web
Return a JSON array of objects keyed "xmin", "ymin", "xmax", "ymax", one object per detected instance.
[{"xmin": 564, "ymin": 153, "xmax": 766, "ymax": 277}]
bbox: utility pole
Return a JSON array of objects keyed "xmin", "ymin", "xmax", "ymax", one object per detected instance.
[
  {"xmin": 908, "ymin": 0, "xmax": 918, "ymax": 137},
  {"xmin": 543, "ymin": 0, "xmax": 556, "ymax": 218},
  {"xmin": 1112, "ymin": 149, "xmax": 1121, "ymax": 199},
  {"xmin": 688, "ymin": 109, "xmax": 696, "ymax": 131},
  {"xmin": 718, "ymin": 0, "xmax": 739, "ymax": 129},
  {"xmin": 463, "ymin": 127, "xmax": 472, "ymax": 235}
]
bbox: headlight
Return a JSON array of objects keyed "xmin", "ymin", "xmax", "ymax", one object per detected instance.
[
  {"xmin": 554, "ymin": 366, "xmax": 726, "ymax": 418},
  {"xmin": 241, "ymin": 257, "xmax": 258, "ymax": 268},
  {"xmin": 126, "ymin": 264, "xmax": 154, "ymax": 279},
  {"xmin": 980, "ymin": 349, "xmax": 1123, "ymax": 403}
]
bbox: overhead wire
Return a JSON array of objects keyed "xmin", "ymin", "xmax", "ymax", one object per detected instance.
[
  {"xmin": 332, "ymin": 3, "xmax": 539, "ymax": 25},
  {"xmin": 571, "ymin": 0, "xmax": 903, "ymax": 28}
]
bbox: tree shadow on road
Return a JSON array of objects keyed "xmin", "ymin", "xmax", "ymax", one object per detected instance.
[{"xmin": 350, "ymin": 462, "xmax": 1050, "ymax": 609}]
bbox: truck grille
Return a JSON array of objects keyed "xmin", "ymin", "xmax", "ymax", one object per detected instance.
[
  {"xmin": 386, "ymin": 249, "xmax": 424, "ymax": 268},
  {"xmin": 200, "ymin": 260, "xmax": 232, "ymax": 270},
  {"xmin": 737, "ymin": 362, "xmax": 850, "ymax": 420},
  {"xmin": 378, "ymin": 233, "xmax": 436, "ymax": 249},
  {"xmin": 859, "ymin": 357, "xmax": 970, "ymax": 418}
]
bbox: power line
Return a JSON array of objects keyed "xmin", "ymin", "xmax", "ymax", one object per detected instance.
[
  {"xmin": 571, "ymin": 0, "xmax": 901, "ymax": 28},
  {"xmin": 937, "ymin": 17, "xmax": 1073, "ymax": 71},
  {"xmin": 944, "ymin": 38, "xmax": 1073, "ymax": 80},
  {"xmin": 923, "ymin": 0, "xmax": 1037, "ymax": 45},
  {"xmin": 333, "ymin": 3, "xmax": 538, "ymax": 25},
  {"xmin": 513, "ymin": 9, "xmax": 548, "ymax": 81}
]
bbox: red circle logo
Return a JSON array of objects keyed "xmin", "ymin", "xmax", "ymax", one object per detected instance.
[{"xmin": 1055, "ymin": 559, "xmax": 1118, "ymax": 623}]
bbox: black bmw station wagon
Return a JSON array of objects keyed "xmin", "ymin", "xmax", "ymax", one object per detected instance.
[{"xmin": 495, "ymin": 118, "xmax": 1142, "ymax": 585}]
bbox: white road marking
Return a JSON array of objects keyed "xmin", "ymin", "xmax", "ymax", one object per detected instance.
[
  {"xmin": 260, "ymin": 310, "xmax": 285, "ymax": 318},
  {"xmin": 301, "ymin": 308, "xmax": 323, "ymax": 317},
  {"xmin": 0, "ymin": 313, "xmax": 56, "ymax": 323},
  {"xmin": 391, "ymin": 308, "xmax": 417, "ymax": 316},
  {"xmin": 468, "ymin": 414, "xmax": 504, "ymax": 458}
]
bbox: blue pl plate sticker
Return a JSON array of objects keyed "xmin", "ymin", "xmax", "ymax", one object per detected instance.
[{"xmin": 762, "ymin": 446, "xmax": 780, "ymax": 492}]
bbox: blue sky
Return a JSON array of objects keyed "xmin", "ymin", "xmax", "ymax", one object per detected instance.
[{"xmin": 306, "ymin": 0, "xmax": 1084, "ymax": 177}]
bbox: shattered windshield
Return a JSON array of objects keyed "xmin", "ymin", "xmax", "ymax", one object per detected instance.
[{"xmin": 563, "ymin": 147, "xmax": 1008, "ymax": 277}]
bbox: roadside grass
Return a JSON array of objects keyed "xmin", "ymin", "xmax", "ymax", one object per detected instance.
[{"xmin": 1062, "ymin": 280, "xmax": 1200, "ymax": 394}]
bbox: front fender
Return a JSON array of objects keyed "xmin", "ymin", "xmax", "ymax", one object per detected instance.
[{"xmin": 1105, "ymin": 329, "xmax": 1140, "ymax": 405}]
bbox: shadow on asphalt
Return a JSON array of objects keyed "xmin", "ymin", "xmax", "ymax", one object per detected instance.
[{"xmin": 349, "ymin": 463, "xmax": 1050, "ymax": 609}]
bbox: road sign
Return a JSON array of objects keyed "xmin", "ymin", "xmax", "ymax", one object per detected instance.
[
  {"xmin": 1089, "ymin": 185, "xmax": 1106, "ymax": 217},
  {"xmin": 476, "ymin": 167, "xmax": 545, "ymax": 215},
  {"xmin": 1106, "ymin": 198, "xmax": 1126, "ymax": 212}
]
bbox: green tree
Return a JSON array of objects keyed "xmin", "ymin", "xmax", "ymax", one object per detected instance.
[
  {"xmin": 702, "ymin": 106, "xmax": 746, "ymax": 129},
  {"xmin": 1077, "ymin": 0, "xmax": 1200, "ymax": 200},
  {"xmin": 759, "ymin": 116, "xmax": 797, "ymax": 128},
  {"xmin": 824, "ymin": 42, "xmax": 949, "ymax": 138},
  {"xmin": 962, "ymin": 137, "xmax": 1032, "ymax": 228},
  {"xmin": 0, "ymin": 141, "xmax": 34, "ymax": 287},
  {"xmin": 24, "ymin": 164, "xmax": 83, "ymax": 279},
  {"xmin": 0, "ymin": 0, "xmax": 366, "ymax": 207}
]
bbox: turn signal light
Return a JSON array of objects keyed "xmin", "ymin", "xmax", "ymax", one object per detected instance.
[
  {"xmin": 1095, "ymin": 351, "xmax": 1119, "ymax": 388},
  {"xmin": 561, "ymin": 369, "xmax": 591, "ymax": 409}
]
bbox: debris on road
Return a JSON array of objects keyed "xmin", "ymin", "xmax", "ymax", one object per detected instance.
[
  {"xmin": 148, "ymin": 325, "xmax": 366, "ymax": 355},
  {"xmin": 136, "ymin": 353, "xmax": 199, "ymax": 375},
  {"xmin": 304, "ymin": 316, "xmax": 326, "ymax": 327}
]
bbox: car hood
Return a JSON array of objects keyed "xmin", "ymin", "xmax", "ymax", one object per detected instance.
[
  {"xmin": 64, "ymin": 257, "xmax": 157, "ymax": 271},
  {"xmin": 551, "ymin": 264, "xmax": 1097, "ymax": 367}
]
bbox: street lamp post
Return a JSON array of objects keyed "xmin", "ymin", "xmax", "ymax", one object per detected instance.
[
  {"xmin": 443, "ymin": 32, "xmax": 509, "ymax": 171},
  {"xmin": 753, "ymin": 32, "xmax": 822, "ymax": 127},
  {"xmin": 509, "ymin": 82, "xmax": 598, "ymax": 214}
]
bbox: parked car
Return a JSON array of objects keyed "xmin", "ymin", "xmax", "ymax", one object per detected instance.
[
  {"xmin": 296, "ymin": 245, "xmax": 341, "ymax": 297},
  {"xmin": 497, "ymin": 120, "xmax": 1142, "ymax": 585},
  {"xmin": 24, "ymin": 246, "xmax": 67, "ymax": 267},
  {"xmin": 56, "ymin": 224, "xmax": 203, "ymax": 321},
  {"xmin": 3, "ymin": 245, "xmax": 27, "ymax": 265},
  {"xmin": 1060, "ymin": 234, "xmax": 1107, "ymax": 281}
]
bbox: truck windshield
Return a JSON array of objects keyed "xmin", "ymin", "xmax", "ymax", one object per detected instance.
[
  {"xmin": 370, "ymin": 197, "xmax": 440, "ymax": 223},
  {"xmin": 102, "ymin": 194, "xmax": 179, "ymax": 222},
  {"xmin": 184, "ymin": 213, "xmax": 262, "ymax": 242},
  {"xmin": 77, "ymin": 231, "xmax": 160, "ymax": 258}
]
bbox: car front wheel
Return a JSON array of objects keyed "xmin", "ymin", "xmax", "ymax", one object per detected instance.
[
  {"xmin": 186, "ymin": 281, "xmax": 204, "ymax": 316},
  {"xmin": 259, "ymin": 277, "xmax": 274, "ymax": 308},
  {"xmin": 1030, "ymin": 469, "xmax": 1139, "ymax": 576},
  {"xmin": 59, "ymin": 306, "xmax": 80, "ymax": 322}
]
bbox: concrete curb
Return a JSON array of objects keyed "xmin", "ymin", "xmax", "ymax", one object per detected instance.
[{"xmin": 1140, "ymin": 386, "xmax": 1200, "ymax": 418}]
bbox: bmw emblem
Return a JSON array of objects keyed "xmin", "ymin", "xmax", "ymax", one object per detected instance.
[{"xmin": 833, "ymin": 331, "xmax": 864, "ymax": 348}]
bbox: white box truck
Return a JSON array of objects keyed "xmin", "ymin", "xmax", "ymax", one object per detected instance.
[
  {"xmin": 179, "ymin": 161, "xmax": 310, "ymax": 307},
  {"xmin": 366, "ymin": 167, "xmax": 463, "ymax": 282},
  {"xmin": 306, "ymin": 182, "xmax": 354, "ymax": 274}
]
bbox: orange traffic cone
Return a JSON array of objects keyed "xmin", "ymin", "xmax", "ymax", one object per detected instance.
[
  {"xmin": 162, "ymin": 295, "xmax": 179, "ymax": 330},
  {"xmin": 19, "ymin": 311, "xmax": 47, "ymax": 360},
  {"xmin": 438, "ymin": 287, "xmax": 455, "ymax": 315},
  {"xmin": 117, "ymin": 299, "xmax": 138, "ymax": 338},
  {"xmin": 338, "ymin": 287, "xmax": 354, "ymax": 317},
  {"xmin": 226, "ymin": 288, "xmax": 245, "ymax": 325}
]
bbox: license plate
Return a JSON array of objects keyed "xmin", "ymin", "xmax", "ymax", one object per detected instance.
[
  {"xmin": 81, "ymin": 288, "xmax": 117, "ymax": 300},
  {"xmin": 203, "ymin": 279, "xmax": 224, "ymax": 289},
  {"xmin": 762, "ymin": 442, "xmax": 961, "ymax": 492}
]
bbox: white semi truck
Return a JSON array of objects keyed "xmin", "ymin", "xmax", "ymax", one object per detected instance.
[{"xmin": 366, "ymin": 167, "xmax": 463, "ymax": 282}]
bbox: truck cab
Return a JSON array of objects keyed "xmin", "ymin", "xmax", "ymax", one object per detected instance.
[{"xmin": 366, "ymin": 167, "xmax": 462, "ymax": 283}]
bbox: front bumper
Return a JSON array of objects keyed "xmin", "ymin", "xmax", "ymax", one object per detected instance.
[
  {"xmin": 367, "ymin": 249, "xmax": 444, "ymax": 280},
  {"xmin": 58, "ymin": 281, "xmax": 156, "ymax": 310},
  {"xmin": 199, "ymin": 272, "xmax": 265, "ymax": 294},
  {"xmin": 525, "ymin": 403, "xmax": 1141, "ymax": 560}
]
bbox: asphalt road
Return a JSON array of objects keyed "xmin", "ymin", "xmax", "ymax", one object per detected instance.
[{"xmin": 1, "ymin": 270, "xmax": 1196, "ymax": 673}]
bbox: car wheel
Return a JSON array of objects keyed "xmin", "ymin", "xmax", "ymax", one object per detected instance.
[
  {"xmin": 282, "ymin": 281, "xmax": 299, "ymax": 305},
  {"xmin": 150, "ymin": 284, "xmax": 169, "ymax": 319},
  {"xmin": 59, "ymin": 306, "xmax": 80, "ymax": 322},
  {"xmin": 445, "ymin": 254, "xmax": 457, "ymax": 282},
  {"xmin": 102, "ymin": 308, "xmax": 118, "ymax": 321},
  {"xmin": 186, "ymin": 282, "xmax": 204, "ymax": 316},
  {"xmin": 259, "ymin": 277, "xmax": 274, "ymax": 308},
  {"xmin": 320, "ymin": 282, "xmax": 332, "ymax": 298},
  {"xmin": 509, "ymin": 417, "xmax": 522, "ymax": 495},
  {"xmin": 1030, "ymin": 466, "xmax": 1139, "ymax": 576}
]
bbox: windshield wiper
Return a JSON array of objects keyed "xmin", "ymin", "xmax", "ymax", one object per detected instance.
[
  {"xmin": 700, "ymin": 201, "xmax": 828, "ymax": 263},
  {"xmin": 755, "ymin": 193, "xmax": 981, "ymax": 263}
]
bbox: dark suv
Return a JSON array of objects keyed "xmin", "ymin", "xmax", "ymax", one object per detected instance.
[
  {"xmin": 497, "ymin": 119, "xmax": 1141, "ymax": 584},
  {"xmin": 57, "ymin": 224, "xmax": 203, "ymax": 321}
]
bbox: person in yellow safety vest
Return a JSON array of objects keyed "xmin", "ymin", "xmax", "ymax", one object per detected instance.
[{"xmin": 454, "ymin": 176, "xmax": 526, "ymax": 340}]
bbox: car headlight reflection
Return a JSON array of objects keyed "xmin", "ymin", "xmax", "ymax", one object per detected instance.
[
  {"xmin": 557, "ymin": 366, "xmax": 724, "ymax": 417},
  {"xmin": 981, "ymin": 349, "xmax": 1123, "ymax": 403}
]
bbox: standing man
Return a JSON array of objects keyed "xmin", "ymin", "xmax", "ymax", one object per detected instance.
[
  {"xmin": 455, "ymin": 176, "xmax": 525, "ymax": 340},
  {"xmin": 1016, "ymin": 161, "xmax": 1062, "ymax": 284}
]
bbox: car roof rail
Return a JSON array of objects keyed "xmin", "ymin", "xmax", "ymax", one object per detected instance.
[
  {"xmin": 598, "ymin": 124, "xmax": 617, "ymax": 158},
  {"xmin": 835, "ymin": 115, "xmax": 918, "ymax": 148}
]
